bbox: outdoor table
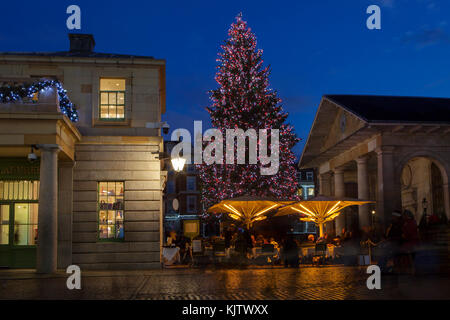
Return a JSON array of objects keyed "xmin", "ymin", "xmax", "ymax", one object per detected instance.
[
  {"xmin": 162, "ymin": 246, "xmax": 180, "ymax": 266},
  {"xmin": 326, "ymin": 245, "xmax": 336, "ymax": 259},
  {"xmin": 301, "ymin": 247, "xmax": 315, "ymax": 257},
  {"xmin": 252, "ymin": 247, "xmax": 262, "ymax": 258}
]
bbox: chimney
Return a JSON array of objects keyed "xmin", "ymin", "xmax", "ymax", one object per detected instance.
[{"xmin": 68, "ymin": 34, "xmax": 95, "ymax": 53}]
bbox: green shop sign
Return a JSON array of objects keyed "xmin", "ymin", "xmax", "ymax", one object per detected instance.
[{"xmin": 0, "ymin": 159, "xmax": 40, "ymax": 180}]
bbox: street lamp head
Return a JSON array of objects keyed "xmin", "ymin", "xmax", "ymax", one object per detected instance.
[
  {"xmin": 371, "ymin": 210, "xmax": 376, "ymax": 215},
  {"xmin": 171, "ymin": 156, "xmax": 186, "ymax": 172}
]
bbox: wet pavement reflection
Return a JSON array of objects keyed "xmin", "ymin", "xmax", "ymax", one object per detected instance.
[{"xmin": 0, "ymin": 266, "xmax": 449, "ymax": 300}]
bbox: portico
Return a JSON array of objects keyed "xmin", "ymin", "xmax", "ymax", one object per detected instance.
[
  {"xmin": 0, "ymin": 82, "xmax": 80, "ymax": 271},
  {"xmin": 300, "ymin": 95, "xmax": 450, "ymax": 234}
]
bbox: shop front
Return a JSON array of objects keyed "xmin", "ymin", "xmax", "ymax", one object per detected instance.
[{"xmin": 0, "ymin": 161, "xmax": 40, "ymax": 268}]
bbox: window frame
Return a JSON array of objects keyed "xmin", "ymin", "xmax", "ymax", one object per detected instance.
[
  {"xmin": 186, "ymin": 195, "xmax": 197, "ymax": 213},
  {"xmin": 97, "ymin": 181, "xmax": 125, "ymax": 242},
  {"xmin": 98, "ymin": 78, "xmax": 126, "ymax": 121},
  {"xmin": 186, "ymin": 176, "xmax": 196, "ymax": 192}
]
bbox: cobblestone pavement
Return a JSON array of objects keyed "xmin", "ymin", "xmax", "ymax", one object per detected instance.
[{"xmin": 0, "ymin": 266, "xmax": 449, "ymax": 300}]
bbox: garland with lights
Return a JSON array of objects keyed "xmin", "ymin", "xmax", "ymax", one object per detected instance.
[
  {"xmin": 197, "ymin": 13, "xmax": 300, "ymax": 217},
  {"xmin": 0, "ymin": 79, "xmax": 79, "ymax": 122}
]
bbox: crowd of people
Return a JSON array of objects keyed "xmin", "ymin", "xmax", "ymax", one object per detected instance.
[{"xmin": 164, "ymin": 209, "xmax": 445, "ymax": 271}]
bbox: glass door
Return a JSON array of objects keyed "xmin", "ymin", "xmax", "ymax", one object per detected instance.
[
  {"xmin": 0, "ymin": 204, "xmax": 11, "ymax": 267},
  {"xmin": 0, "ymin": 203, "xmax": 38, "ymax": 268},
  {"xmin": 13, "ymin": 203, "xmax": 38, "ymax": 246}
]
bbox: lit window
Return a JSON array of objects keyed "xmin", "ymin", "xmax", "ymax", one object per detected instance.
[
  {"xmin": 187, "ymin": 196, "xmax": 197, "ymax": 213},
  {"xmin": 14, "ymin": 203, "xmax": 38, "ymax": 245},
  {"xmin": 99, "ymin": 78, "xmax": 126, "ymax": 120},
  {"xmin": 297, "ymin": 188, "xmax": 304, "ymax": 197},
  {"xmin": 98, "ymin": 182, "xmax": 124, "ymax": 240},
  {"xmin": 186, "ymin": 176, "xmax": 196, "ymax": 191},
  {"xmin": 308, "ymin": 187, "xmax": 315, "ymax": 196},
  {"xmin": 0, "ymin": 205, "xmax": 9, "ymax": 245},
  {"xmin": 0, "ymin": 180, "xmax": 39, "ymax": 200}
]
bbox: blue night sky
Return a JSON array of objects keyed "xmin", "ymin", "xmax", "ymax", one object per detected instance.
[{"xmin": 1, "ymin": 0, "xmax": 450, "ymax": 158}]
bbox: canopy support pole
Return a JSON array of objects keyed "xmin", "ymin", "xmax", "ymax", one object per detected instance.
[{"xmin": 318, "ymin": 223, "xmax": 324, "ymax": 238}]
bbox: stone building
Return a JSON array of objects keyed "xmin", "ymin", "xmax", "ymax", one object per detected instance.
[
  {"xmin": 300, "ymin": 95, "xmax": 450, "ymax": 235},
  {"xmin": 0, "ymin": 34, "xmax": 166, "ymax": 271}
]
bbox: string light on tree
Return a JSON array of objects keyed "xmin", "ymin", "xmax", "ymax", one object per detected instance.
[{"xmin": 197, "ymin": 13, "xmax": 300, "ymax": 218}]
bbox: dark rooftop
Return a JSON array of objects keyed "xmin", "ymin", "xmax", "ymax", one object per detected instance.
[
  {"xmin": 325, "ymin": 94, "xmax": 450, "ymax": 124},
  {"xmin": 0, "ymin": 51, "xmax": 155, "ymax": 59}
]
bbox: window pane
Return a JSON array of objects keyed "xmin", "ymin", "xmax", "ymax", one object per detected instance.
[
  {"xmin": 117, "ymin": 92, "xmax": 125, "ymax": 104},
  {"xmin": 0, "ymin": 205, "xmax": 9, "ymax": 244},
  {"xmin": 116, "ymin": 106, "xmax": 125, "ymax": 119},
  {"xmin": 108, "ymin": 106, "xmax": 117, "ymax": 118},
  {"xmin": 98, "ymin": 182, "xmax": 124, "ymax": 240},
  {"xmin": 108, "ymin": 92, "xmax": 117, "ymax": 105},
  {"xmin": 100, "ymin": 78, "xmax": 125, "ymax": 91},
  {"xmin": 99, "ymin": 225, "xmax": 108, "ymax": 239},
  {"xmin": 14, "ymin": 204, "xmax": 29, "ymax": 224},
  {"xmin": 100, "ymin": 92, "xmax": 108, "ymax": 104}
]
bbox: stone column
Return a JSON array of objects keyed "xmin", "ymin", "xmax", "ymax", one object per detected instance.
[
  {"xmin": 376, "ymin": 147, "xmax": 401, "ymax": 227},
  {"xmin": 357, "ymin": 156, "xmax": 371, "ymax": 229},
  {"xmin": 334, "ymin": 168, "xmax": 345, "ymax": 236},
  {"xmin": 36, "ymin": 144, "xmax": 60, "ymax": 274},
  {"xmin": 319, "ymin": 173, "xmax": 334, "ymax": 232},
  {"xmin": 58, "ymin": 161, "xmax": 74, "ymax": 269}
]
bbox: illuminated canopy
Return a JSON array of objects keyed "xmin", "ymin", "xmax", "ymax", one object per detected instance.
[
  {"xmin": 275, "ymin": 195, "xmax": 374, "ymax": 236},
  {"xmin": 208, "ymin": 196, "xmax": 295, "ymax": 229}
]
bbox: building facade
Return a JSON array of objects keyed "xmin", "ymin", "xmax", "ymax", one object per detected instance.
[
  {"xmin": 297, "ymin": 168, "xmax": 315, "ymax": 200},
  {"xmin": 0, "ymin": 34, "xmax": 166, "ymax": 271},
  {"xmin": 300, "ymin": 95, "xmax": 450, "ymax": 236}
]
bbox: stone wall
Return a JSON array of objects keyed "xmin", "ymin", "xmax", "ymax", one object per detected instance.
[{"xmin": 72, "ymin": 140, "xmax": 162, "ymax": 269}]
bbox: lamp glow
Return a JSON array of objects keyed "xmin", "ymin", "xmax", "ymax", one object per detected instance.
[{"xmin": 171, "ymin": 156, "xmax": 186, "ymax": 172}]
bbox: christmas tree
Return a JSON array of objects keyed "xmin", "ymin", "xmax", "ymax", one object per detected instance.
[{"xmin": 198, "ymin": 13, "xmax": 299, "ymax": 214}]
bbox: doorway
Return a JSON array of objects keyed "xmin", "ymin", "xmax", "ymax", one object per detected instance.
[{"xmin": 0, "ymin": 180, "xmax": 39, "ymax": 268}]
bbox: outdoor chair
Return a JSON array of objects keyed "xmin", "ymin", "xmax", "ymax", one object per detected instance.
[
  {"xmin": 258, "ymin": 244, "xmax": 277, "ymax": 265},
  {"xmin": 313, "ymin": 243, "xmax": 327, "ymax": 265},
  {"xmin": 213, "ymin": 241, "xmax": 227, "ymax": 264},
  {"xmin": 191, "ymin": 239, "xmax": 211, "ymax": 267}
]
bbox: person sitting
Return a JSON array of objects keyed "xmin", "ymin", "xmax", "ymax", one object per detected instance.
[{"xmin": 167, "ymin": 230, "xmax": 177, "ymax": 246}]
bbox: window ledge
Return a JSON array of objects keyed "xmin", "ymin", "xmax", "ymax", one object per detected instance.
[{"xmin": 93, "ymin": 119, "xmax": 131, "ymax": 127}]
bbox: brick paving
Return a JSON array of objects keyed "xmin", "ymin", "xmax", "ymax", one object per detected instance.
[{"xmin": 0, "ymin": 266, "xmax": 449, "ymax": 300}]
